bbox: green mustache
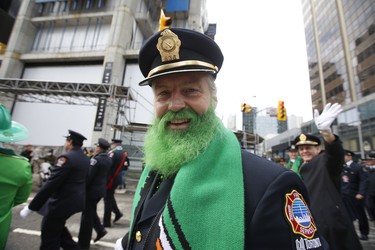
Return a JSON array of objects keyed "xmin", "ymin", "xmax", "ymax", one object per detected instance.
[{"xmin": 158, "ymin": 109, "xmax": 198, "ymax": 131}]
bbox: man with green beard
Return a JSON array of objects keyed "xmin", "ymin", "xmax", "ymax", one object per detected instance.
[{"xmin": 115, "ymin": 28, "xmax": 329, "ymax": 250}]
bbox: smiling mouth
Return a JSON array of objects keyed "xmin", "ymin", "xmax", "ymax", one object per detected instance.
[{"xmin": 167, "ymin": 119, "xmax": 191, "ymax": 130}]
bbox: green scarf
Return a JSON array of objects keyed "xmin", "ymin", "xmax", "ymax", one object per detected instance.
[{"xmin": 130, "ymin": 123, "xmax": 244, "ymax": 249}]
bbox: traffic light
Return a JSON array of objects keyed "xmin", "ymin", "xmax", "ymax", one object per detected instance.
[
  {"xmin": 241, "ymin": 103, "xmax": 251, "ymax": 113},
  {"xmin": 277, "ymin": 100, "xmax": 287, "ymax": 121}
]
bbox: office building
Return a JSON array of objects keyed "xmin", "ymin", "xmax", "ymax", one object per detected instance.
[
  {"xmin": 301, "ymin": 0, "xmax": 375, "ymax": 157},
  {"xmin": 0, "ymin": 0, "xmax": 213, "ymax": 167}
]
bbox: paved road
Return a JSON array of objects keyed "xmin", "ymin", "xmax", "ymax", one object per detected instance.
[
  {"xmin": 7, "ymin": 189, "xmax": 134, "ymax": 250},
  {"xmin": 6, "ymin": 172, "xmax": 140, "ymax": 250},
  {"xmin": 5, "ymin": 172, "xmax": 375, "ymax": 249}
]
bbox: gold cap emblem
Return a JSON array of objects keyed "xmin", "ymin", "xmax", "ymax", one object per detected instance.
[
  {"xmin": 157, "ymin": 29, "xmax": 181, "ymax": 62},
  {"xmin": 299, "ymin": 134, "xmax": 307, "ymax": 142}
]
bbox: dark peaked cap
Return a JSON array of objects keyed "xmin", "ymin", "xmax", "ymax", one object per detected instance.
[
  {"xmin": 294, "ymin": 134, "xmax": 321, "ymax": 147},
  {"xmin": 96, "ymin": 138, "xmax": 110, "ymax": 149},
  {"xmin": 138, "ymin": 28, "xmax": 224, "ymax": 86},
  {"xmin": 345, "ymin": 150, "xmax": 355, "ymax": 157},
  {"xmin": 65, "ymin": 129, "xmax": 87, "ymax": 143},
  {"xmin": 362, "ymin": 153, "xmax": 375, "ymax": 160},
  {"xmin": 111, "ymin": 138, "xmax": 122, "ymax": 144}
]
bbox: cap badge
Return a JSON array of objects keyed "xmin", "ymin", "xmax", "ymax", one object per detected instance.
[
  {"xmin": 299, "ymin": 134, "xmax": 306, "ymax": 142},
  {"xmin": 157, "ymin": 29, "xmax": 181, "ymax": 62}
]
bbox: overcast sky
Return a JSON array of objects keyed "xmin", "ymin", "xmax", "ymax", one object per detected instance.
[{"xmin": 206, "ymin": 0, "xmax": 313, "ymax": 127}]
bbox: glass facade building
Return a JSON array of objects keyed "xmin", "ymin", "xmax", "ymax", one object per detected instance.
[{"xmin": 301, "ymin": 0, "xmax": 375, "ymax": 157}]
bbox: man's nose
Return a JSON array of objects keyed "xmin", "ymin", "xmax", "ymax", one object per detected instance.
[{"xmin": 168, "ymin": 93, "xmax": 185, "ymax": 111}]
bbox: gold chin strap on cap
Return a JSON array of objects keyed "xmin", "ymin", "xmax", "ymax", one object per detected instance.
[{"xmin": 147, "ymin": 60, "xmax": 219, "ymax": 78}]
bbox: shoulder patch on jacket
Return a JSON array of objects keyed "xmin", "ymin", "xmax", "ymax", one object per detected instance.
[
  {"xmin": 90, "ymin": 158, "xmax": 98, "ymax": 166},
  {"xmin": 285, "ymin": 190, "xmax": 323, "ymax": 249},
  {"xmin": 56, "ymin": 157, "xmax": 67, "ymax": 167}
]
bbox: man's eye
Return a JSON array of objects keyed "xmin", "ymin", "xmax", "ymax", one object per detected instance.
[
  {"xmin": 158, "ymin": 91, "xmax": 169, "ymax": 96},
  {"xmin": 185, "ymin": 88, "xmax": 198, "ymax": 94}
]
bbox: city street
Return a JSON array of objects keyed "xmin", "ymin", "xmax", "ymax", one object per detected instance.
[
  {"xmin": 5, "ymin": 172, "xmax": 140, "ymax": 250},
  {"xmin": 7, "ymin": 190, "xmax": 133, "ymax": 249},
  {"xmin": 5, "ymin": 173, "xmax": 375, "ymax": 250}
]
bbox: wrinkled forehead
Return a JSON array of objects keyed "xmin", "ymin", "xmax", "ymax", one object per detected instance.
[{"xmin": 150, "ymin": 73, "xmax": 212, "ymax": 92}]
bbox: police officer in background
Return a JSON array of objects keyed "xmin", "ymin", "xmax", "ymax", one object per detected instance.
[
  {"xmin": 286, "ymin": 145, "xmax": 302, "ymax": 178},
  {"xmin": 362, "ymin": 153, "xmax": 375, "ymax": 226},
  {"xmin": 341, "ymin": 149, "xmax": 369, "ymax": 241},
  {"xmin": 295, "ymin": 103, "xmax": 362, "ymax": 250},
  {"xmin": 79, "ymin": 138, "xmax": 112, "ymax": 249},
  {"xmin": 20, "ymin": 130, "xmax": 90, "ymax": 249},
  {"xmin": 103, "ymin": 138, "xmax": 125, "ymax": 227}
]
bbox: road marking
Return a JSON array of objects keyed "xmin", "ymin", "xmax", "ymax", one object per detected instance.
[
  {"xmin": 12, "ymin": 228, "xmax": 115, "ymax": 248},
  {"xmin": 13, "ymin": 228, "xmax": 40, "ymax": 236}
]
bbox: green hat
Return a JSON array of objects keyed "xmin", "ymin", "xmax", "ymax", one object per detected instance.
[{"xmin": 0, "ymin": 104, "xmax": 29, "ymax": 142}]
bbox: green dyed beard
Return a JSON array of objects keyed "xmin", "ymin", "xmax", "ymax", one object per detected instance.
[{"xmin": 144, "ymin": 107, "xmax": 220, "ymax": 176}]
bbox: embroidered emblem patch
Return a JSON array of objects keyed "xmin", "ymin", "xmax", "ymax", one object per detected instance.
[
  {"xmin": 285, "ymin": 190, "xmax": 317, "ymax": 239},
  {"xmin": 56, "ymin": 157, "xmax": 67, "ymax": 167},
  {"xmin": 90, "ymin": 158, "xmax": 97, "ymax": 166}
]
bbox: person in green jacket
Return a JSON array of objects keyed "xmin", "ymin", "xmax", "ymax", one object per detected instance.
[
  {"xmin": 286, "ymin": 145, "xmax": 303, "ymax": 178},
  {"xmin": 0, "ymin": 104, "xmax": 32, "ymax": 249}
]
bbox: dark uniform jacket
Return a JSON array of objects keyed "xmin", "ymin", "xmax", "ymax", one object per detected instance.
[
  {"xmin": 368, "ymin": 167, "xmax": 375, "ymax": 196},
  {"xmin": 300, "ymin": 136, "xmax": 362, "ymax": 250},
  {"xmin": 107, "ymin": 146, "xmax": 125, "ymax": 190},
  {"xmin": 29, "ymin": 147, "xmax": 90, "ymax": 217},
  {"xmin": 341, "ymin": 161, "xmax": 368, "ymax": 197},
  {"xmin": 122, "ymin": 150, "xmax": 328, "ymax": 250},
  {"xmin": 87, "ymin": 152, "xmax": 112, "ymax": 199}
]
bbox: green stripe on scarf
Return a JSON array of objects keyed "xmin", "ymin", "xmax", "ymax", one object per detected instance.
[{"xmin": 130, "ymin": 123, "xmax": 244, "ymax": 249}]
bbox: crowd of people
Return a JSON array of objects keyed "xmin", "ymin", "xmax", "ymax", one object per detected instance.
[
  {"xmin": 278, "ymin": 125, "xmax": 375, "ymax": 248},
  {"xmin": 0, "ymin": 102, "xmax": 130, "ymax": 249},
  {"xmin": 17, "ymin": 133, "xmax": 131, "ymax": 249},
  {"xmin": 1, "ymin": 24, "xmax": 375, "ymax": 250}
]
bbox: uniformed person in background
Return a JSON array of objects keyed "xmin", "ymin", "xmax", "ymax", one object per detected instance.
[
  {"xmin": 341, "ymin": 149, "xmax": 369, "ymax": 241},
  {"xmin": 115, "ymin": 27, "xmax": 329, "ymax": 250},
  {"xmin": 103, "ymin": 138, "xmax": 125, "ymax": 227},
  {"xmin": 362, "ymin": 153, "xmax": 375, "ymax": 228},
  {"xmin": 78, "ymin": 138, "xmax": 112, "ymax": 249},
  {"xmin": 20, "ymin": 130, "xmax": 90, "ymax": 250},
  {"xmin": 295, "ymin": 103, "xmax": 363, "ymax": 250},
  {"xmin": 286, "ymin": 145, "xmax": 302, "ymax": 178},
  {"xmin": 0, "ymin": 104, "xmax": 32, "ymax": 249}
]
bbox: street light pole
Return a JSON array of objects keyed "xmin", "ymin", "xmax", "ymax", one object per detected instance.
[
  {"xmin": 252, "ymin": 96, "xmax": 257, "ymax": 155},
  {"xmin": 253, "ymin": 108, "xmax": 257, "ymax": 155}
]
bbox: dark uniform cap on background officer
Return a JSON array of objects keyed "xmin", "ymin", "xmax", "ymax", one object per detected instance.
[
  {"xmin": 287, "ymin": 145, "xmax": 297, "ymax": 151},
  {"xmin": 65, "ymin": 129, "xmax": 87, "ymax": 144},
  {"xmin": 363, "ymin": 153, "xmax": 375, "ymax": 161},
  {"xmin": 96, "ymin": 138, "xmax": 110, "ymax": 150},
  {"xmin": 111, "ymin": 139, "xmax": 122, "ymax": 144},
  {"xmin": 138, "ymin": 28, "xmax": 224, "ymax": 86},
  {"xmin": 345, "ymin": 150, "xmax": 355, "ymax": 157},
  {"xmin": 294, "ymin": 133, "xmax": 321, "ymax": 147}
]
